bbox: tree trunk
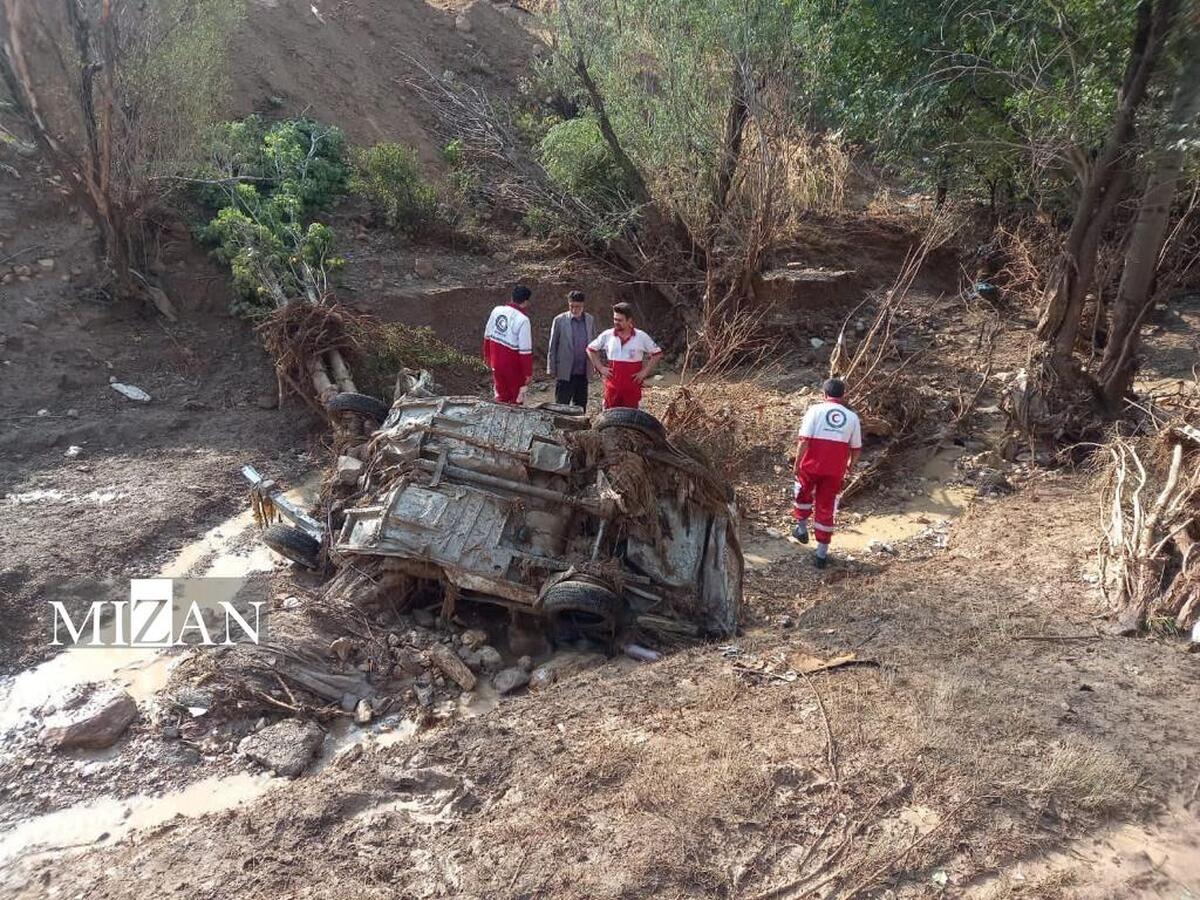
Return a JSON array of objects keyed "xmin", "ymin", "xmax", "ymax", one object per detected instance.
[
  {"xmin": 1098, "ymin": 13, "xmax": 1200, "ymax": 407},
  {"xmin": 1035, "ymin": 0, "xmax": 1178, "ymax": 376}
]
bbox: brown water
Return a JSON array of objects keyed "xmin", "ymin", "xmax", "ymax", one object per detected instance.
[{"xmin": 0, "ymin": 478, "xmax": 318, "ymax": 733}]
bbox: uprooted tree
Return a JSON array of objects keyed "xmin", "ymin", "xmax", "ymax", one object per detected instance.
[{"xmin": 0, "ymin": 0, "xmax": 244, "ymax": 305}]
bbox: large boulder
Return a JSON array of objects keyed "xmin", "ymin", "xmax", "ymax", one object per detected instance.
[
  {"xmin": 41, "ymin": 688, "xmax": 138, "ymax": 750},
  {"xmin": 238, "ymin": 719, "xmax": 324, "ymax": 777}
]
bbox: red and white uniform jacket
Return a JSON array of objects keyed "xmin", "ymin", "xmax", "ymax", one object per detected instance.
[
  {"xmin": 796, "ymin": 400, "xmax": 862, "ymax": 478},
  {"xmin": 482, "ymin": 304, "xmax": 533, "ymax": 383},
  {"xmin": 587, "ymin": 327, "xmax": 662, "ymax": 408}
]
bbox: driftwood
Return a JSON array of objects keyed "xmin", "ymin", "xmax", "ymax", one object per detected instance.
[
  {"xmin": 1100, "ymin": 435, "xmax": 1200, "ymax": 634},
  {"xmin": 429, "ymin": 643, "xmax": 477, "ymax": 692}
]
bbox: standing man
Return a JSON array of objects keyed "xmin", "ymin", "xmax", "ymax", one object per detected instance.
[
  {"xmin": 546, "ymin": 290, "xmax": 596, "ymax": 409},
  {"xmin": 482, "ymin": 285, "xmax": 534, "ymax": 404},
  {"xmin": 586, "ymin": 301, "xmax": 662, "ymax": 410},
  {"xmin": 791, "ymin": 378, "xmax": 862, "ymax": 568}
]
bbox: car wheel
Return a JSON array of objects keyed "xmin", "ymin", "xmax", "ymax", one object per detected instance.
[
  {"xmin": 541, "ymin": 579, "xmax": 621, "ymax": 631},
  {"xmin": 262, "ymin": 523, "xmax": 321, "ymax": 569},
  {"xmin": 326, "ymin": 392, "xmax": 390, "ymax": 426},
  {"xmin": 594, "ymin": 407, "xmax": 666, "ymax": 442}
]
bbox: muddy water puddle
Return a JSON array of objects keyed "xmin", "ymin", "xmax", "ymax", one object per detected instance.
[
  {"xmin": 743, "ymin": 450, "xmax": 972, "ymax": 570},
  {"xmin": 0, "ymin": 476, "xmax": 319, "ymax": 733}
]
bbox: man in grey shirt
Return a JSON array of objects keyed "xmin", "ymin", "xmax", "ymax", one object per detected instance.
[{"xmin": 546, "ymin": 290, "xmax": 596, "ymax": 409}]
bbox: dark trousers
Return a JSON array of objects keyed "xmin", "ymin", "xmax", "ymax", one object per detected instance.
[{"xmin": 555, "ymin": 374, "xmax": 588, "ymax": 409}]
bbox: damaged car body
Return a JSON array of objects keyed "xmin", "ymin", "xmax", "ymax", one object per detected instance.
[{"xmin": 247, "ymin": 394, "xmax": 743, "ymax": 644}]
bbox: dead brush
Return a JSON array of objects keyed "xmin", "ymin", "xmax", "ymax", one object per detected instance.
[
  {"xmin": 828, "ymin": 208, "xmax": 961, "ymax": 499},
  {"xmin": 1097, "ymin": 426, "xmax": 1200, "ymax": 634}
]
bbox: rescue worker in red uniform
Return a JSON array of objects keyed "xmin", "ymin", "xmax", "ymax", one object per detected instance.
[
  {"xmin": 792, "ymin": 378, "xmax": 863, "ymax": 568},
  {"xmin": 482, "ymin": 285, "xmax": 534, "ymax": 404},
  {"xmin": 585, "ymin": 302, "xmax": 662, "ymax": 409}
]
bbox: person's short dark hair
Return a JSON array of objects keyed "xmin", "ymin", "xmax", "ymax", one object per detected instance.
[
  {"xmin": 512, "ymin": 285, "xmax": 532, "ymax": 304},
  {"xmin": 568, "ymin": 290, "xmax": 585, "ymax": 303},
  {"xmin": 612, "ymin": 301, "xmax": 634, "ymax": 319},
  {"xmin": 823, "ymin": 377, "xmax": 846, "ymax": 398}
]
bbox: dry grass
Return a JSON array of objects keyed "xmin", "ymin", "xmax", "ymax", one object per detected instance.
[
  {"xmin": 1034, "ymin": 742, "xmax": 1140, "ymax": 815},
  {"xmin": 783, "ymin": 130, "xmax": 851, "ymax": 214}
]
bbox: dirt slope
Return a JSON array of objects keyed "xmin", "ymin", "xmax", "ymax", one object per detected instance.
[{"xmin": 230, "ymin": 0, "xmax": 540, "ymax": 161}]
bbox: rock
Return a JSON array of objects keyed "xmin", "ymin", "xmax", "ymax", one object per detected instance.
[
  {"xmin": 430, "ymin": 642, "xmax": 477, "ymax": 691},
  {"xmin": 40, "ymin": 688, "xmax": 137, "ymax": 750},
  {"xmin": 14, "ymin": 265, "xmax": 31, "ymax": 277},
  {"xmin": 1, "ymin": 274, "xmax": 12, "ymax": 284},
  {"xmin": 809, "ymin": 337, "xmax": 826, "ymax": 349},
  {"xmin": 517, "ymin": 655, "xmax": 533, "ymax": 672},
  {"xmin": 281, "ymin": 596, "xmax": 302, "ymax": 611},
  {"xmin": 454, "ymin": 12, "xmax": 471, "ymax": 32},
  {"xmin": 457, "ymin": 645, "xmax": 483, "ymax": 670},
  {"xmin": 414, "ymin": 683, "xmax": 434, "ymax": 707},
  {"xmin": 335, "ymin": 455, "xmax": 364, "ymax": 486},
  {"xmin": 413, "ymin": 257, "xmax": 437, "ymax": 279},
  {"xmin": 472, "ymin": 645, "xmax": 502, "ymax": 672},
  {"xmin": 491, "ymin": 250, "xmax": 511, "ymax": 263},
  {"xmin": 868, "ymin": 540, "xmax": 897, "ymax": 555},
  {"xmin": 340, "ymin": 692, "xmax": 358, "ymax": 712},
  {"xmin": 63, "ymin": 445, "xmax": 83, "ymax": 459},
  {"xmin": 237, "ymin": 719, "xmax": 323, "ymax": 777},
  {"xmin": 459, "ymin": 628, "xmax": 488, "ymax": 650},
  {"xmin": 778, "ymin": 614, "xmax": 795, "ymax": 629},
  {"xmin": 36, "ymin": 408, "xmax": 49, "ymax": 417},
  {"xmin": 161, "ymin": 724, "xmax": 180, "ymax": 740},
  {"xmin": 65, "ymin": 408, "xmax": 79, "ymax": 419},
  {"xmin": 354, "ymin": 699, "xmax": 374, "ymax": 725},
  {"xmin": 394, "ymin": 649, "xmax": 426, "ymax": 677},
  {"xmin": 37, "ymin": 258, "xmax": 55, "ymax": 271},
  {"xmin": 529, "ymin": 666, "xmax": 557, "ymax": 692},
  {"xmin": 329, "ymin": 636, "xmax": 356, "ymax": 661},
  {"xmin": 494, "ymin": 666, "xmax": 530, "ymax": 695}
]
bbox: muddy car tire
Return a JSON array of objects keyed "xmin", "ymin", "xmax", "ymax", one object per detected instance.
[
  {"xmin": 326, "ymin": 392, "xmax": 390, "ymax": 426},
  {"xmin": 542, "ymin": 580, "xmax": 620, "ymax": 630},
  {"xmin": 594, "ymin": 408, "xmax": 666, "ymax": 442},
  {"xmin": 262, "ymin": 524, "xmax": 321, "ymax": 569}
]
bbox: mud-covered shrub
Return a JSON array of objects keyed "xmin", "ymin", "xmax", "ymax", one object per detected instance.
[{"xmin": 349, "ymin": 142, "xmax": 439, "ymax": 237}]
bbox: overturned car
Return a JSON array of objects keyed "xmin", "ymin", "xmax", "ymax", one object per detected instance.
[{"xmin": 248, "ymin": 393, "xmax": 743, "ymax": 643}]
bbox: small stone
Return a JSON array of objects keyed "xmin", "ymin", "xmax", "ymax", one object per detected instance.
[
  {"xmin": 36, "ymin": 408, "xmax": 49, "ymax": 417},
  {"xmin": 778, "ymin": 614, "xmax": 795, "ymax": 629},
  {"xmin": 335, "ymin": 455, "xmax": 364, "ymax": 486},
  {"xmin": 459, "ymin": 628, "xmax": 488, "ymax": 650},
  {"xmin": 809, "ymin": 337, "xmax": 826, "ymax": 349},
  {"xmin": 454, "ymin": 12, "xmax": 472, "ymax": 32},
  {"xmin": 494, "ymin": 667, "xmax": 530, "ymax": 695},
  {"xmin": 476, "ymin": 645, "xmax": 503, "ymax": 673},
  {"xmin": 354, "ymin": 699, "xmax": 373, "ymax": 725},
  {"xmin": 63, "ymin": 445, "xmax": 83, "ymax": 459},
  {"xmin": 14, "ymin": 265, "xmax": 31, "ymax": 277},
  {"xmin": 517, "ymin": 655, "xmax": 533, "ymax": 672},
  {"xmin": 237, "ymin": 719, "xmax": 323, "ymax": 777},
  {"xmin": 161, "ymin": 725, "xmax": 180, "ymax": 740},
  {"xmin": 491, "ymin": 250, "xmax": 511, "ymax": 263},
  {"xmin": 1, "ymin": 274, "xmax": 12, "ymax": 284},
  {"xmin": 281, "ymin": 596, "xmax": 301, "ymax": 610},
  {"xmin": 37, "ymin": 258, "xmax": 55, "ymax": 271},
  {"xmin": 529, "ymin": 667, "xmax": 557, "ymax": 692},
  {"xmin": 413, "ymin": 257, "xmax": 437, "ymax": 279},
  {"xmin": 40, "ymin": 688, "xmax": 137, "ymax": 750},
  {"xmin": 65, "ymin": 408, "xmax": 79, "ymax": 419},
  {"xmin": 340, "ymin": 692, "xmax": 358, "ymax": 712}
]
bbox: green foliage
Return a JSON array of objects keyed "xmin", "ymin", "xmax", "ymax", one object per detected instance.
[
  {"xmin": 197, "ymin": 117, "xmax": 348, "ymax": 316},
  {"xmin": 793, "ymin": 0, "xmax": 1140, "ymax": 204},
  {"xmin": 540, "ymin": 0, "xmax": 799, "ymax": 236},
  {"xmin": 349, "ymin": 142, "xmax": 439, "ymax": 236},
  {"xmin": 539, "ymin": 117, "xmax": 630, "ymax": 209}
]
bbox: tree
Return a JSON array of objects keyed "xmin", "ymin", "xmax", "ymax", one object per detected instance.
[
  {"xmin": 0, "ymin": 0, "xmax": 244, "ymax": 302},
  {"xmin": 1097, "ymin": 4, "xmax": 1200, "ymax": 405}
]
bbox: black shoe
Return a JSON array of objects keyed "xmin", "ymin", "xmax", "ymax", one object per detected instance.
[
  {"xmin": 791, "ymin": 524, "xmax": 809, "ymax": 544},
  {"xmin": 813, "ymin": 554, "xmax": 828, "ymax": 569}
]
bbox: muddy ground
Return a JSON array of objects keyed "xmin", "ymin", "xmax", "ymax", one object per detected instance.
[{"xmin": 2, "ymin": 0, "xmax": 1199, "ymax": 893}]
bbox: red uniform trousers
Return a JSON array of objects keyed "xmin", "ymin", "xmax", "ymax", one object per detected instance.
[
  {"xmin": 484, "ymin": 340, "xmax": 531, "ymax": 404},
  {"xmin": 793, "ymin": 465, "xmax": 844, "ymax": 546},
  {"xmin": 603, "ymin": 360, "xmax": 644, "ymax": 409}
]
